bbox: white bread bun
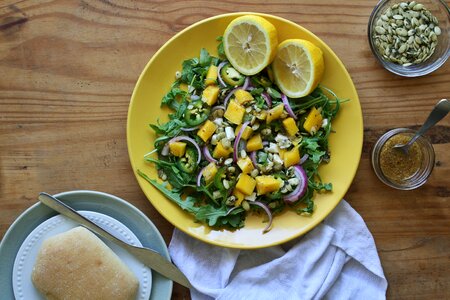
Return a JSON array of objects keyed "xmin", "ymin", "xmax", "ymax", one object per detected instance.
[{"xmin": 31, "ymin": 226, "xmax": 139, "ymax": 300}]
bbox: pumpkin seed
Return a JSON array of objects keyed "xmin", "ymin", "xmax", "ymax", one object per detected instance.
[
  {"xmin": 375, "ymin": 26, "xmax": 386, "ymax": 34},
  {"xmin": 413, "ymin": 3, "xmax": 424, "ymax": 10},
  {"xmin": 434, "ymin": 26, "xmax": 441, "ymax": 35}
]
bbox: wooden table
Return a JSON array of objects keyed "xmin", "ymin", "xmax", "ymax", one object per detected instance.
[{"xmin": 1, "ymin": 1, "xmax": 449, "ymax": 299}]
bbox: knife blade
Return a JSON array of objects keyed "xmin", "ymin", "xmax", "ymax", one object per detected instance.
[{"xmin": 38, "ymin": 192, "xmax": 192, "ymax": 289}]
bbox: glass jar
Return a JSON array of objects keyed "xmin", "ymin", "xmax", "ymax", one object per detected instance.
[{"xmin": 371, "ymin": 128, "xmax": 435, "ymax": 190}]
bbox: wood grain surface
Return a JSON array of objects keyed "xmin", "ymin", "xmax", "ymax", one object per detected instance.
[{"xmin": 1, "ymin": 1, "xmax": 449, "ymax": 299}]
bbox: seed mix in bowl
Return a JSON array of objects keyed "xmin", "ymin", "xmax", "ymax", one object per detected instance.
[{"xmin": 372, "ymin": 1, "xmax": 442, "ymax": 66}]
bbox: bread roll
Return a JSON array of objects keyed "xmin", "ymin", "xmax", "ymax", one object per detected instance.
[{"xmin": 31, "ymin": 226, "xmax": 139, "ymax": 300}]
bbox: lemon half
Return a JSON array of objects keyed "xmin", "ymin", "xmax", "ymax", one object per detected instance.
[
  {"xmin": 223, "ymin": 15, "xmax": 278, "ymax": 76},
  {"xmin": 272, "ymin": 39, "xmax": 324, "ymax": 98}
]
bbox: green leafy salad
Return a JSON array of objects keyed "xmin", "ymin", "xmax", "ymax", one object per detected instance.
[{"xmin": 138, "ymin": 40, "xmax": 345, "ymax": 233}]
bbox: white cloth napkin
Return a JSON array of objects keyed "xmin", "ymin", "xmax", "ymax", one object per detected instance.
[{"xmin": 169, "ymin": 200, "xmax": 388, "ymax": 300}]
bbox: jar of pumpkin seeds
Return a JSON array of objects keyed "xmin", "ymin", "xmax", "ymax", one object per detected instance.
[{"xmin": 368, "ymin": 0, "xmax": 450, "ymax": 77}]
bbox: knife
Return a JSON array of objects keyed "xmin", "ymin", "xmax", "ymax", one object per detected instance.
[{"xmin": 38, "ymin": 192, "xmax": 192, "ymax": 289}]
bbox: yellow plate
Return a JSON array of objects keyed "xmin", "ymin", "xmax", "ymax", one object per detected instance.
[{"xmin": 127, "ymin": 12, "xmax": 363, "ymax": 249}]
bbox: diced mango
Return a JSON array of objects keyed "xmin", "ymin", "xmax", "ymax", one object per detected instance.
[
  {"xmin": 169, "ymin": 141, "xmax": 186, "ymax": 157},
  {"xmin": 237, "ymin": 156, "xmax": 254, "ymax": 173},
  {"xmin": 234, "ymin": 124, "xmax": 253, "ymax": 140},
  {"xmin": 303, "ymin": 107, "xmax": 323, "ymax": 134},
  {"xmin": 224, "ymin": 100, "xmax": 246, "ymax": 125},
  {"xmin": 246, "ymin": 134, "xmax": 263, "ymax": 152},
  {"xmin": 278, "ymin": 148, "xmax": 286, "ymax": 159},
  {"xmin": 202, "ymin": 85, "xmax": 220, "ymax": 106},
  {"xmin": 233, "ymin": 189, "xmax": 245, "ymax": 207},
  {"xmin": 236, "ymin": 173, "xmax": 256, "ymax": 195},
  {"xmin": 202, "ymin": 162, "xmax": 218, "ymax": 183},
  {"xmin": 266, "ymin": 103, "xmax": 284, "ymax": 123},
  {"xmin": 234, "ymin": 89, "xmax": 254, "ymax": 105},
  {"xmin": 205, "ymin": 65, "xmax": 218, "ymax": 86},
  {"xmin": 213, "ymin": 141, "xmax": 233, "ymax": 159},
  {"xmin": 283, "ymin": 117, "xmax": 299, "ymax": 136},
  {"xmin": 283, "ymin": 147, "xmax": 301, "ymax": 167},
  {"xmin": 197, "ymin": 120, "xmax": 217, "ymax": 142},
  {"xmin": 255, "ymin": 176, "xmax": 282, "ymax": 195}
]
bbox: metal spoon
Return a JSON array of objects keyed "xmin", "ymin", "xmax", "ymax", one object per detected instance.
[{"xmin": 393, "ymin": 99, "xmax": 450, "ymax": 154}]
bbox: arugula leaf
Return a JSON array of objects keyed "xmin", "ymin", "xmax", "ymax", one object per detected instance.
[
  {"xmin": 138, "ymin": 170, "xmax": 245, "ymax": 228},
  {"xmin": 162, "ymin": 87, "xmax": 186, "ymax": 110},
  {"xmin": 199, "ymin": 48, "xmax": 212, "ymax": 67},
  {"xmin": 216, "ymin": 36, "xmax": 225, "ymax": 58},
  {"xmin": 149, "ymin": 119, "xmax": 184, "ymax": 139},
  {"xmin": 138, "ymin": 170, "xmax": 199, "ymax": 212},
  {"xmin": 181, "ymin": 57, "xmax": 199, "ymax": 84},
  {"xmin": 267, "ymin": 87, "xmax": 282, "ymax": 99}
]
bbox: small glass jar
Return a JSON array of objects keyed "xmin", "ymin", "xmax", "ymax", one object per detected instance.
[{"xmin": 371, "ymin": 128, "xmax": 435, "ymax": 190}]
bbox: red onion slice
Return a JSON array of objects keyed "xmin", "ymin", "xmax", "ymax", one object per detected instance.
[
  {"xmin": 180, "ymin": 126, "xmax": 199, "ymax": 132},
  {"xmin": 161, "ymin": 136, "xmax": 202, "ymax": 164},
  {"xmin": 226, "ymin": 206, "xmax": 240, "ymax": 216},
  {"xmin": 250, "ymin": 201, "xmax": 273, "ymax": 233},
  {"xmin": 299, "ymin": 154, "xmax": 309, "ymax": 165},
  {"xmin": 233, "ymin": 121, "xmax": 249, "ymax": 162},
  {"xmin": 261, "ymin": 92, "xmax": 272, "ymax": 108},
  {"xmin": 211, "ymin": 105, "xmax": 225, "ymax": 113},
  {"xmin": 242, "ymin": 77, "xmax": 250, "ymax": 90},
  {"xmin": 197, "ymin": 165, "xmax": 208, "ymax": 187},
  {"xmin": 223, "ymin": 88, "xmax": 240, "ymax": 107},
  {"xmin": 283, "ymin": 165, "xmax": 308, "ymax": 203},
  {"xmin": 281, "ymin": 94, "xmax": 297, "ymax": 120},
  {"xmin": 250, "ymin": 151, "xmax": 258, "ymax": 167},
  {"xmin": 203, "ymin": 146, "xmax": 218, "ymax": 164},
  {"xmin": 190, "ymin": 94, "xmax": 200, "ymax": 101},
  {"xmin": 217, "ymin": 62, "xmax": 228, "ymax": 88}
]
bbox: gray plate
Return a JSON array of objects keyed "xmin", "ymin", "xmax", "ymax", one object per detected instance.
[{"xmin": 0, "ymin": 190, "xmax": 173, "ymax": 300}]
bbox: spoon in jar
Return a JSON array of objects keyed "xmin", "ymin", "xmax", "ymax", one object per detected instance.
[{"xmin": 393, "ymin": 99, "xmax": 450, "ymax": 155}]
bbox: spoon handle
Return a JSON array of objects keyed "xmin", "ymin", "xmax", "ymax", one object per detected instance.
[{"xmin": 409, "ymin": 99, "xmax": 450, "ymax": 145}]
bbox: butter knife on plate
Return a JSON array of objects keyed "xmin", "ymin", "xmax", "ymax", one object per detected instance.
[{"xmin": 38, "ymin": 192, "xmax": 192, "ymax": 289}]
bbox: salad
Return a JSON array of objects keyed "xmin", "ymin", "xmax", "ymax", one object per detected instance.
[{"xmin": 138, "ymin": 39, "xmax": 345, "ymax": 233}]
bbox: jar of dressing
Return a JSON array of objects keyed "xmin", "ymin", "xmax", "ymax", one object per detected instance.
[{"xmin": 371, "ymin": 128, "xmax": 435, "ymax": 190}]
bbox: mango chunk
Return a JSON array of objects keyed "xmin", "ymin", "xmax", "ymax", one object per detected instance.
[
  {"xmin": 202, "ymin": 162, "xmax": 218, "ymax": 183},
  {"xmin": 169, "ymin": 141, "xmax": 186, "ymax": 157},
  {"xmin": 283, "ymin": 147, "xmax": 300, "ymax": 167},
  {"xmin": 255, "ymin": 176, "xmax": 282, "ymax": 195},
  {"xmin": 224, "ymin": 100, "xmax": 246, "ymax": 125},
  {"xmin": 213, "ymin": 141, "xmax": 233, "ymax": 159},
  {"xmin": 266, "ymin": 103, "xmax": 284, "ymax": 123},
  {"xmin": 197, "ymin": 120, "xmax": 217, "ymax": 142},
  {"xmin": 236, "ymin": 173, "xmax": 256, "ymax": 195},
  {"xmin": 234, "ymin": 89, "xmax": 254, "ymax": 105},
  {"xmin": 303, "ymin": 107, "xmax": 323, "ymax": 134},
  {"xmin": 205, "ymin": 65, "xmax": 218, "ymax": 86},
  {"xmin": 282, "ymin": 117, "xmax": 299, "ymax": 136},
  {"xmin": 234, "ymin": 124, "xmax": 253, "ymax": 140},
  {"xmin": 237, "ymin": 156, "xmax": 254, "ymax": 174},
  {"xmin": 202, "ymin": 85, "xmax": 220, "ymax": 106},
  {"xmin": 246, "ymin": 133, "xmax": 263, "ymax": 152},
  {"xmin": 233, "ymin": 189, "xmax": 245, "ymax": 207}
]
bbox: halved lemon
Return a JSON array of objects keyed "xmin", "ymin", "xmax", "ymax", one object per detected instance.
[
  {"xmin": 223, "ymin": 15, "xmax": 278, "ymax": 76},
  {"xmin": 272, "ymin": 39, "xmax": 324, "ymax": 98}
]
